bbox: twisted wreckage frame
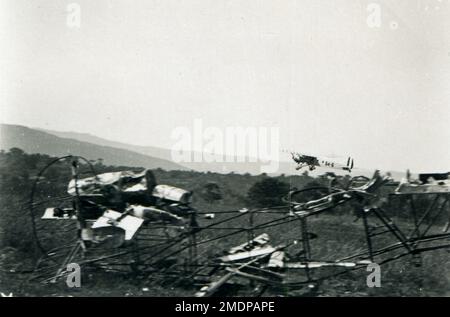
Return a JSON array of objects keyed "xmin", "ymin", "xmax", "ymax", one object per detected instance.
[{"xmin": 29, "ymin": 156, "xmax": 450, "ymax": 296}]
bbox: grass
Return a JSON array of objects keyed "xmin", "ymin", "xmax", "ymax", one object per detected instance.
[{"xmin": 1, "ymin": 210, "xmax": 449, "ymax": 297}]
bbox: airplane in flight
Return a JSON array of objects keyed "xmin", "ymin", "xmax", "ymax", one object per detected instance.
[{"xmin": 291, "ymin": 152, "xmax": 354, "ymax": 172}]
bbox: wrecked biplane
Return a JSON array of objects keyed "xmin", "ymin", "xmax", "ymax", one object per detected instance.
[{"xmin": 41, "ymin": 168, "xmax": 196, "ymax": 246}]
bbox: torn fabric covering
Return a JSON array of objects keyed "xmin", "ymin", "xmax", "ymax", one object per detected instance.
[
  {"xmin": 220, "ymin": 246, "xmax": 277, "ymax": 262},
  {"xmin": 395, "ymin": 173, "xmax": 450, "ymax": 194},
  {"xmin": 66, "ymin": 169, "xmax": 195, "ymax": 225},
  {"xmin": 68, "ymin": 169, "xmax": 193, "ymax": 204},
  {"xmin": 152, "ymin": 184, "xmax": 193, "ymax": 204},
  {"xmin": 228, "ymin": 233, "xmax": 270, "ymax": 254},
  {"xmin": 395, "ymin": 181, "xmax": 450, "ymax": 194},
  {"xmin": 67, "ymin": 169, "xmax": 156, "ymax": 196},
  {"xmin": 92, "ymin": 210, "xmax": 144, "ymax": 241},
  {"xmin": 220, "ymin": 234, "xmax": 273, "ymax": 262},
  {"xmin": 128, "ymin": 205, "xmax": 186, "ymax": 226}
]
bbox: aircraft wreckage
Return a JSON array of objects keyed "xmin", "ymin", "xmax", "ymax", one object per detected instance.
[{"xmin": 29, "ymin": 155, "xmax": 450, "ymax": 296}]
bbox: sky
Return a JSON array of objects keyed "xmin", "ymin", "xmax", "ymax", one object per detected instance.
[{"xmin": 0, "ymin": 0, "xmax": 449, "ymax": 172}]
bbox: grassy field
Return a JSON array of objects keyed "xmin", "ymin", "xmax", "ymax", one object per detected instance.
[{"xmin": 1, "ymin": 212, "xmax": 449, "ymax": 297}]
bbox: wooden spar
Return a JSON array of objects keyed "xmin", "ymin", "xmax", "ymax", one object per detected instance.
[
  {"xmin": 195, "ymin": 244, "xmax": 288, "ymax": 297},
  {"xmin": 195, "ymin": 254, "xmax": 269, "ymax": 297},
  {"xmin": 224, "ymin": 268, "xmax": 276, "ymax": 284}
]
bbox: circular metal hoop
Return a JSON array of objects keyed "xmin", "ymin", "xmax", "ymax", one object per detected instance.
[{"xmin": 29, "ymin": 155, "xmax": 97, "ymax": 254}]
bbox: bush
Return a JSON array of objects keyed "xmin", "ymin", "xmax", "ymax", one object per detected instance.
[{"xmin": 247, "ymin": 177, "xmax": 290, "ymax": 207}]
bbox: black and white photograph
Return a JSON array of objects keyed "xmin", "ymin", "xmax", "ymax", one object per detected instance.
[{"xmin": 0, "ymin": 0, "xmax": 449, "ymax": 302}]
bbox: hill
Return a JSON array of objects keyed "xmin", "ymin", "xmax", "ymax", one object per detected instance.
[
  {"xmin": 39, "ymin": 127, "xmax": 387, "ymax": 178},
  {"xmin": 0, "ymin": 124, "xmax": 187, "ymax": 171},
  {"xmin": 6, "ymin": 124, "xmax": 408, "ymax": 179},
  {"xmin": 39, "ymin": 127, "xmax": 290, "ymax": 175},
  {"xmin": 38, "ymin": 128, "xmax": 171, "ymax": 161}
]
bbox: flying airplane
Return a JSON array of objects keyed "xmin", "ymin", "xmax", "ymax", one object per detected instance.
[{"xmin": 291, "ymin": 152, "xmax": 354, "ymax": 172}]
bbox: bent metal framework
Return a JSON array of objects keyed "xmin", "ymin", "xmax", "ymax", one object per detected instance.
[{"xmin": 27, "ymin": 155, "xmax": 450, "ymax": 296}]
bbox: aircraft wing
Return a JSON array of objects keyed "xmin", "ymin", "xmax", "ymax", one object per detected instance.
[{"xmin": 92, "ymin": 210, "xmax": 144, "ymax": 240}]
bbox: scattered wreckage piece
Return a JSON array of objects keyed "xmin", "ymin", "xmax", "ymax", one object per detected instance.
[
  {"xmin": 195, "ymin": 243, "xmax": 287, "ymax": 297},
  {"xmin": 39, "ymin": 166, "xmax": 195, "ymax": 249},
  {"xmin": 391, "ymin": 172, "xmax": 450, "ymax": 237},
  {"xmin": 91, "ymin": 210, "xmax": 144, "ymax": 241},
  {"xmin": 227, "ymin": 233, "xmax": 270, "ymax": 255},
  {"xmin": 395, "ymin": 172, "xmax": 450, "ymax": 194},
  {"xmin": 30, "ymin": 156, "xmax": 200, "ymax": 283},
  {"xmin": 194, "ymin": 256, "xmax": 266, "ymax": 297},
  {"xmin": 282, "ymin": 260, "xmax": 372, "ymax": 269},
  {"xmin": 220, "ymin": 246, "xmax": 277, "ymax": 263},
  {"xmin": 267, "ymin": 251, "xmax": 284, "ymax": 268}
]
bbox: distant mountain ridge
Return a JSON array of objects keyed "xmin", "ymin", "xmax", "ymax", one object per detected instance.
[
  {"xmin": 38, "ymin": 128, "xmax": 409, "ymax": 180},
  {"xmin": 37, "ymin": 128, "xmax": 172, "ymax": 161},
  {"xmin": 1, "ymin": 124, "xmax": 408, "ymax": 180},
  {"xmin": 0, "ymin": 124, "xmax": 187, "ymax": 171},
  {"xmin": 39, "ymin": 127, "xmax": 295, "ymax": 175}
]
